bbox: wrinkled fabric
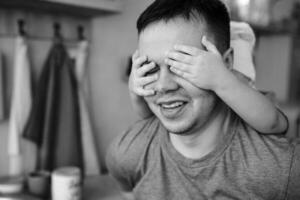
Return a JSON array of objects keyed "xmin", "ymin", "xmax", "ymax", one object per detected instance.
[
  {"xmin": 70, "ymin": 40, "xmax": 100, "ymax": 175},
  {"xmin": 230, "ymin": 21, "xmax": 256, "ymax": 83},
  {"xmin": 23, "ymin": 40, "xmax": 83, "ymax": 171},
  {"xmin": 106, "ymin": 114, "xmax": 300, "ymax": 200},
  {"xmin": 8, "ymin": 36, "xmax": 35, "ymax": 175}
]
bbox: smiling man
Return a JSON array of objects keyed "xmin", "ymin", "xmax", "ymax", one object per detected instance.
[
  {"xmin": 106, "ymin": 0, "xmax": 300, "ymax": 199},
  {"xmin": 139, "ymin": 18, "xmax": 221, "ymax": 136}
]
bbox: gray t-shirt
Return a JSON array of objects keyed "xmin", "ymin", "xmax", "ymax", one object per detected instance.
[{"xmin": 106, "ymin": 114, "xmax": 300, "ymax": 200}]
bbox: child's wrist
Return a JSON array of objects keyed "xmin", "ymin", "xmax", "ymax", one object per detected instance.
[
  {"xmin": 213, "ymin": 67, "xmax": 237, "ymax": 95},
  {"xmin": 210, "ymin": 66, "xmax": 231, "ymax": 91}
]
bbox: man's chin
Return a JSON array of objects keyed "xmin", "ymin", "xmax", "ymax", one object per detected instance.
[{"xmin": 162, "ymin": 121, "xmax": 196, "ymax": 136}]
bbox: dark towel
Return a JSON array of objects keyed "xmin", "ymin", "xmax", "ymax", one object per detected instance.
[{"xmin": 23, "ymin": 41, "xmax": 83, "ymax": 171}]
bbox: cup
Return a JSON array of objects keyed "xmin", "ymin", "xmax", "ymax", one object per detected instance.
[
  {"xmin": 51, "ymin": 166, "xmax": 82, "ymax": 200},
  {"xmin": 27, "ymin": 171, "xmax": 51, "ymax": 198}
]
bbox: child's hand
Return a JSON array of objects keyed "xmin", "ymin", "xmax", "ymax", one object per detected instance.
[
  {"xmin": 129, "ymin": 50, "xmax": 158, "ymax": 97},
  {"xmin": 165, "ymin": 36, "xmax": 229, "ymax": 91}
]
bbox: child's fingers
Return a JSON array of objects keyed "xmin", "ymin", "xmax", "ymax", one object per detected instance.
[
  {"xmin": 132, "ymin": 55, "xmax": 147, "ymax": 70},
  {"xmin": 173, "ymin": 44, "xmax": 200, "ymax": 56},
  {"xmin": 136, "ymin": 74, "xmax": 158, "ymax": 86},
  {"xmin": 169, "ymin": 66, "xmax": 190, "ymax": 80},
  {"xmin": 165, "ymin": 58, "xmax": 191, "ymax": 74},
  {"xmin": 136, "ymin": 62, "xmax": 156, "ymax": 76},
  {"xmin": 136, "ymin": 88, "xmax": 155, "ymax": 96},
  {"xmin": 132, "ymin": 50, "xmax": 139, "ymax": 61},
  {"xmin": 166, "ymin": 51, "xmax": 193, "ymax": 64},
  {"xmin": 201, "ymin": 36, "xmax": 220, "ymax": 55}
]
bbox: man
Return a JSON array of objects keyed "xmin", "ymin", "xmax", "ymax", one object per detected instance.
[{"xmin": 106, "ymin": 0, "xmax": 300, "ymax": 199}]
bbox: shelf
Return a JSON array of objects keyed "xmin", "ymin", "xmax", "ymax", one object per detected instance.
[{"xmin": 0, "ymin": 0, "xmax": 123, "ymax": 17}]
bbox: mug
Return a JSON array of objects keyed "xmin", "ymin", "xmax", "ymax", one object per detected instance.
[{"xmin": 51, "ymin": 167, "xmax": 82, "ymax": 200}]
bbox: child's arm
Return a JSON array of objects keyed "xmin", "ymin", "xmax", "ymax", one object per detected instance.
[
  {"xmin": 212, "ymin": 64, "xmax": 288, "ymax": 134},
  {"xmin": 129, "ymin": 51, "xmax": 156, "ymax": 119},
  {"xmin": 166, "ymin": 36, "xmax": 288, "ymax": 134}
]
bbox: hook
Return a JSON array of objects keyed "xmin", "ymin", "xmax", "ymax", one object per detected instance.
[
  {"xmin": 77, "ymin": 25, "xmax": 85, "ymax": 41},
  {"xmin": 17, "ymin": 19, "xmax": 26, "ymax": 36},
  {"xmin": 53, "ymin": 22, "xmax": 62, "ymax": 39}
]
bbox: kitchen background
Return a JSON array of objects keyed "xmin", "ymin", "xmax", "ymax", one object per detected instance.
[{"xmin": 0, "ymin": 0, "xmax": 298, "ymax": 177}]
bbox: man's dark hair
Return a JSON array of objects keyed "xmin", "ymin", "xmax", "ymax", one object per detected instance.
[{"xmin": 137, "ymin": 0, "xmax": 230, "ymax": 54}]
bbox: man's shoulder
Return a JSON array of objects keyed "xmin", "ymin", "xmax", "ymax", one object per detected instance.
[
  {"xmin": 233, "ymin": 120, "xmax": 295, "ymax": 176},
  {"xmin": 228, "ymin": 121, "xmax": 297, "ymax": 198},
  {"xmin": 286, "ymin": 139, "xmax": 300, "ymax": 199},
  {"xmin": 113, "ymin": 116, "xmax": 161, "ymax": 150},
  {"xmin": 235, "ymin": 120, "xmax": 294, "ymax": 158},
  {"xmin": 106, "ymin": 117, "xmax": 160, "ymax": 187}
]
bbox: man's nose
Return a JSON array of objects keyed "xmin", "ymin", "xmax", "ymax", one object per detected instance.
[{"xmin": 155, "ymin": 68, "xmax": 178, "ymax": 94}]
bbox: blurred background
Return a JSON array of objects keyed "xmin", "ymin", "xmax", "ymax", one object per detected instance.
[{"xmin": 0, "ymin": 0, "xmax": 299, "ymax": 198}]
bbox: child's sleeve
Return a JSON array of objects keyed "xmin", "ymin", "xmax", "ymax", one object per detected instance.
[{"xmin": 230, "ymin": 21, "xmax": 256, "ymax": 83}]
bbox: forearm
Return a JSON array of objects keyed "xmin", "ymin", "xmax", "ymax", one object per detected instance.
[
  {"xmin": 130, "ymin": 92, "xmax": 153, "ymax": 119},
  {"xmin": 214, "ymin": 69, "xmax": 287, "ymax": 134}
]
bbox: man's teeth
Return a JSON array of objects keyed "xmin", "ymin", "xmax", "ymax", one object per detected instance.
[{"xmin": 161, "ymin": 102, "xmax": 184, "ymax": 109}]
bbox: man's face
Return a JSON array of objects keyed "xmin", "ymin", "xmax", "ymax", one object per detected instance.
[{"xmin": 138, "ymin": 18, "xmax": 219, "ymax": 135}]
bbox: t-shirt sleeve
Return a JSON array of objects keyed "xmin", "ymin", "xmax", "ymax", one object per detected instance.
[
  {"xmin": 286, "ymin": 140, "xmax": 300, "ymax": 199},
  {"xmin": 275, "ymin": 107, "xmax": 289, "ymax": 135},
  {"xmin": 105, "ymin": 117, "xmax": 158, "ymax": 191},
  {"xmin": 105, "ymin": 137, "xmax": 134, "ymax": 191}
]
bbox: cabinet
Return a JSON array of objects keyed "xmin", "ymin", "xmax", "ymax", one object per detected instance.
[
  {"xmin": 42, "ymin": 0, "xmax": 123, "ymax": 12},
  {"xmin": 0, "ymin": 0, "xmax": 123, "ymax": 17},
  {"xmin": 288, "ymin": 5, "xmax": 300, "ymax": 103}
]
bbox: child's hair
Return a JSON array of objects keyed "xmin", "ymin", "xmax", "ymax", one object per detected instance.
[{"xmin": 136, "ymin": 0, "xmax": 230, "ymax": 54}]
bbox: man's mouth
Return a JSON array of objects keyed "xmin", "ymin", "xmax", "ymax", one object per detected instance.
[
  {"xmin": 158, "ymin": 100, "xmax": 188, "ymax": 118},
  {"xmin": 160, "ymin": 101, "xmax": 185, "ymax": 109}
]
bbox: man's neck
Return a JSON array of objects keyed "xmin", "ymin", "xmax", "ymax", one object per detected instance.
[{"xmin": 169, "ymin": 104, "xmax": 229, "ymax": 159}]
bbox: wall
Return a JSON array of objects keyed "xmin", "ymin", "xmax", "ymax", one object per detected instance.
[
  {"xmin": 0, "ymin": 0, "xmax": 154, "ymax": 175},
  {"xmin": 255, "ymin": 35, "xmax": 292, "ymax": 102},
  {"xmin": 88, "ymin": 0, "xmax": 153, "ymax": 171},
  {"xmin": 0, "ymin": 9, "xmax": 90, "ymax": 176},
  {"xmin": 255, "ymin": 0, "xmax": 295, "ymax": 103}
]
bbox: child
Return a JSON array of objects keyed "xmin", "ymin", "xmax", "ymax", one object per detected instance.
[{"xmin": 129, "ymin": 21, "xmax": 287, "ymax": 134}]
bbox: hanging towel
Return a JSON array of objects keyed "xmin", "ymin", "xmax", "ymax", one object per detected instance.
[
  {"xmin": 0, "ymin": 54, "xmax": 5, "ymax": 121},
  {"xmin": 23, "ymin": 40, "xmax": 83, "ymax": 172},
  {"xmin": 8, "ymin": 36, "xmax": 34, "ymax": 176},
  {"xmin": 71, "ymin": 40, "xmax": 100, "ymax": 175}
]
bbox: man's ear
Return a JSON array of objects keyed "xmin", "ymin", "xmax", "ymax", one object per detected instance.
[{"xmin": 222, "ymin": 47, "xmax": 233, "ymax": 70}]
